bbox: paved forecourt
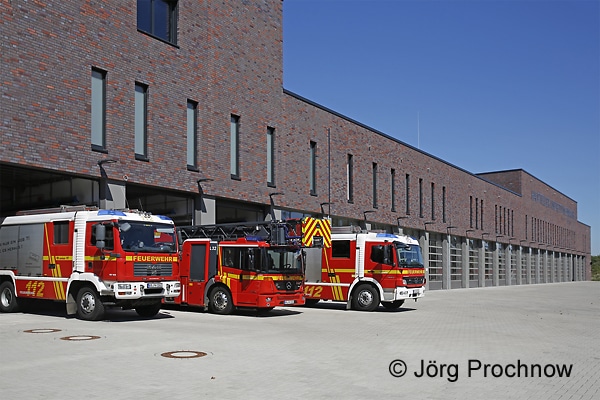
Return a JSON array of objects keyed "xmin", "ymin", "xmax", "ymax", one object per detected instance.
[{"xmin": 0, "ymin": 282, "xmax": 598, "ymax": 400}]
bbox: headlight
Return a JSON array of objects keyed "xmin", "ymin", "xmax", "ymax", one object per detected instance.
[{"xmin": 118, "ymin": 284, "xmax": 132, "ymax": 290}]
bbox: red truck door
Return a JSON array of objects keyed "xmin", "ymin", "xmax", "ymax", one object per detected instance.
[{"xmin": 180, "ymin": 239, "xmax": 215, "ymax": 306}]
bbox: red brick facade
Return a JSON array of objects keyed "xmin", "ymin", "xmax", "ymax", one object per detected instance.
[{"xmin": 1, "ymin": 1, "xmax": 591, "ymax": 280}]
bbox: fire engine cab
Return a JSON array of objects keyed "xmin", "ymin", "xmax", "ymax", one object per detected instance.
[
  {"xmin": 0, "ymin": 206, "xmax": 181, "ymax": 320},
  {"xmin": 304, "ymin": 225, "xmax": 426, "ymax": 311},
  {"xmin": 170, "ymin": 218, "xmax": 326, "ymax": 314}
]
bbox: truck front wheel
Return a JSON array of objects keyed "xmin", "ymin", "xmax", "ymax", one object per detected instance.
[
  {"xmin": 208, "ymin": 286, "xmax": 233, "ymax": 315},
  {"xmin": 0, "ymin": 281, "xmax": 20, "ymax": 313},
  {"xmin": 76, "ymin": 286, "xmax": 105, "ymax": 321},
  {"xmin": 351, "ymin": 284, "xmax": 380, "ymax": 312}
]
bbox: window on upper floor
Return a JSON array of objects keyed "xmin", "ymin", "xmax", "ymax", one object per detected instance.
[
  {"xmin": 91, "ymin": 68, "xmax": 106, "ymax": 152},
  {"xmin": 267, "ymin": 127, "xmax": 275, "ymax": 187},
  {"xmin": 137, "ymin": 0, "xmax": 178, "ymax": 45}
]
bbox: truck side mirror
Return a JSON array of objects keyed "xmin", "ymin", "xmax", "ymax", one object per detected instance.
[{"xmin": 95, "ymin": 224, "xmax": 106, "ymax": 250}]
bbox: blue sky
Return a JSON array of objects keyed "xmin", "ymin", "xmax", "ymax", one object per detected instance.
[{"xmin": 283, "ymin": 0, "xmax": 600, "ymax": 255}]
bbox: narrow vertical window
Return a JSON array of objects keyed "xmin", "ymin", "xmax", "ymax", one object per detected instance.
[
  {"xmin": 309, "ymin": 141, "xmax": 317, "ymax": 195},
  {"xmin": 390, "ymin": 169, "xmax": 396, "ymax": 212},
  {"xmin": 405, "ymin": 174, "xmax": 410, "ymax": 215},
  {"xmin": 186, "ymin": 100, "xmax": 197, "ymax": 170},
  {"xmin": 431, "ymin": 182, "xmax": 435, "ymax": 220},
  {"xmin": 469, "ymin": 196, "xmax": 473, "ymax": 228},
  {"xmin": 267, "ymin": 127, "xmax": 275, "ymax": 187},
  {"xmin": 372, "ymin": 162, "xmax": 378, "ymax": 208},
  {"xmin": 475, "ymin": 197, "xmax": 479, "ymax": 229},
  {"xmin": 135, "ymin": 82, "xmax": 148, "ymax": 160},
  {"xmin": 91, "ymin": 68, "xmax": 106, "ymax": 151},
  {"xmin": 442, "ymin": 186, "xmax": 446, "ymax": 223},
  {"xmin": 347, "ymin": 154, "xmax": 354, "ymax": 203},
  {"xmin": 480, "ymin": 199, "xmax": 484, "ymax": 230},
  {"xmin": 230, "ymin": 115, "xmax": 240, "ymax": 179},
  {"xmin": 418, "ymin": 178, "xmax": 423, "ymax": 218}
]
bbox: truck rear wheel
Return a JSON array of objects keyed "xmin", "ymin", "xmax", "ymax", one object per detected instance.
[
  {"xmin": 351, "ymin": 284, "xmax": 379, "ymax": 312},
  {"xmin": 76, "ymin": 286, "xmax": 105, "ymax": 321},
  {"xmin": 208, "ymin": 286, "xmax": 233, "ymax": 315},
  {"xmin": 0, "ymin": 281, "xmax": 20, "ymax": 313},
  {"xmin": 135, "ymin": 302, "xmax": 162, "ymax": 318}
]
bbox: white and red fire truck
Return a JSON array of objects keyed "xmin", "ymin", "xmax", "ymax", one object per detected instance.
[
  {"xmin": 0, "ymin": 205, "xmax": 181, "ymax": 320},
  {"xmin": 304, "ymin": 224, "xmax": 426, "ymax": 311},
  {"xmin": 170, "ymin": 218, "xmax": 326, "ymax": 314}
]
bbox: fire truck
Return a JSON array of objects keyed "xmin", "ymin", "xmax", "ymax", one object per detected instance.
[
  {"xmin": 170, "ymin": 218, "xmax": 327, "ymax": 314},
  {"xmin": 304, "ymin": 224, "xmax": 426, "ymax": 311},
  {"xmin": 0, "ymin": 205, "xmax": 181, "ymax": 320}
]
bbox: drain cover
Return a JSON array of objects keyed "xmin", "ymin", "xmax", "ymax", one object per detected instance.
[
  {"xmin": 24, "ymin": 329, "xmax": 62, "ymax": 334},
  {"xmin": 161, "ymin": 351, "xmax": 207, "ymax": 359},
  {"xmin": 60, "ymin": 335, "xmax": 101, "ymax": 341}
]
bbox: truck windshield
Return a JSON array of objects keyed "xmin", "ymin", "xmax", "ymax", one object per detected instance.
[
  {"xmin": 119, "ymin": 221, "xmax": 176, "ymax": 253},
  {"xmin": 397, "ymin": 244, "xmax": 424, "ymax": 267},
  {"xmin": 264, "ymin": 248, "xmax": 303, "ymax": 274}
]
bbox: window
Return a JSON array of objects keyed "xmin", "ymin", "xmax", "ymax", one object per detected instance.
[
  {"xmin": 372, "ymin": 162, "xmax": 378, "ymax": 208},
  {"xmin": 137, "ymin": 0, "xmax": 178, "ymax": 45},
  {"xmin": 331, "ymin": 240, "xmax": 351, "ymax": 258},
  {"xmin": 470, "ymin": 196, "xmax": 473, "ymax": 228},
  {"xmin": 53, "ymin": 222, "xmax": 70, "ymax": 244},
  {"xmin": 91, "ymin": 68, "xmax": 106, "ymax": 151},
  {"xmin": 186, "ymin": 100, "xmax": 197, "ymax": 170},
  {"xmin": 431, "ymin": 182, "xmax": 435, "ymax": 220},
  {"xmin": 405, "ymin": 174, "xmax": 410, "ymax": 215},
  {"xmin": 230, "ymin": 115, "xmax": 240, "ymax": 179},
  {"xmin": 134, "ymin": 82, "xmax": 148, "ymax": 160},
  {"xmin": 267, "ymin": 127, "xmax": 275, "ymax": 187},
  {"xmin": 347, "ymin": 154, "xmax": 354, "ymax": 203},
  {"xmin": 475, "ymin": 197, "xmax": 479, "ymax": 229},
  {"xmin": 391, "ymin": 169, "xmax": 396, "ymax": 212},
  {"xmin": 309, "ymin": 141, "xmax": 317, "ymax": 195},
  {"xmin": 442, "ymin": 186, "xmax": 446, "ymax": 223},
  {"xmin": 480, "ymin": 199, "xmax": 484, "ymax": 230},
  {"xmin": 418, "ymin": 178, "xmax": 423, "ymax": 218}
]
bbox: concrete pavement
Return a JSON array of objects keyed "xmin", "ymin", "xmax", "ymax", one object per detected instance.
[{"xmin": 0, "ymin": 282, "xmax": 598, "ymax": 399}]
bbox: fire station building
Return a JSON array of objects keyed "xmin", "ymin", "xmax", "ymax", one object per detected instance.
[{"xmin": 1, "ymin": 1, "xmax": 591, "ymax": 286}]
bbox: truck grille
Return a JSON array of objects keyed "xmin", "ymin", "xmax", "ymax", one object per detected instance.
[
  {"xmin": 404, "ymin": 277, "xmax": 425, "ymax": 285},
  {"xmin": 133, "ymin": 263, "xmax": 172, "ymax": 277},
  {"xmin": 274, "ymin": 281, "xmax": 302, "ymax": 291}
]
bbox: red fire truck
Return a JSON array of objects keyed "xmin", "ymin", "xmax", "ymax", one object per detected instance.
[
  {"xmin": 0, "ymin": 205, "xmax": 181, "ymax": 320},
  {"xmin": 304, "ymin": 224, "xmax": 426, "ymax": 311},
  {"xmin": 170, "ymin": 218, "xmax": 326, "ymax": 314}
]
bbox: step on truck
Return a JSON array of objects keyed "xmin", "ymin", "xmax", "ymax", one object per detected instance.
[
  {"xmin": 170, "ymin": 217, "xmax": 328, "ymax": 315},
  {"xmin": 0, "ymin": 205, "xmax": 181, "ymax": 320},
  {"xmin": 304, "ymin": 224, "xmax": 426, "ymax": 311}
]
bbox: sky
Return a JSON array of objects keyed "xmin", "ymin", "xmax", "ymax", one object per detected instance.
[{"xmin": 282, "ymin": 0, "xmax": 600, "ymax": 255}]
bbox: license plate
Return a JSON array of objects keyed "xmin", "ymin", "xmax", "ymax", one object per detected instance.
[
  {"xmin": 284, "ymin": 300, "xmax": 295, "ymax": 305},
  {"xmin": 146, "ymin": 282, "xmax": 162, "ymax": 289}
]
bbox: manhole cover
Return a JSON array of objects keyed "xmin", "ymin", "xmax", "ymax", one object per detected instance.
[
  {"xmin": 60, "ymin": 335, "xmax": 101, "ymax": 341},
  {"xmin": 24, "ymin": 329, "xmax": 62, "ymax": 334},
  {"xmin": 161, "ymin": 351, "xmax": 207, "ymax": 359}
]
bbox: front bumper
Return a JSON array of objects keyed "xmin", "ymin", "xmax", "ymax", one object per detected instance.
[
  {"xmin": 255, "ymin": 293, "xmax": 305, "ymax": 308},
  {"xmin": 383, "ymin": 286, "xmax": 425, "ymax": 302},
  {"xmin": 104, "ymin": 280, "xmax": 181, "ymax": 300}
]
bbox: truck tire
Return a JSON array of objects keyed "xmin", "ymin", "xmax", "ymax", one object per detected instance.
[
  {"xmin": 76, "ymin": 286, "xmax": 105, "ymax": 321},
  {"xmin": 382, "ymin": 300, "xmax": 405, "ymax": 310},
  {"xmin": 135, "ymin": 302, "xmax": 162, "ymax": 318},
  {"xmin": 304, "ymin": 299, "xmax": 320, "ymax": 306},
  {"xmin": 351, "ymin": 283, "xmax": 380, "ymax": 312},
  {"xmin": 208, "ymin": 286, "xmax": 233, "ymax": 315},
  {"xmin": 0, "ymin": 281, "xmax": 20, "ymax": 313}
]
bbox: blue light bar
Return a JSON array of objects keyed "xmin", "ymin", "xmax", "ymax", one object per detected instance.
[{"xmin": 98, "ymin": 209, "xmax": 127, "ymax": 216}]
